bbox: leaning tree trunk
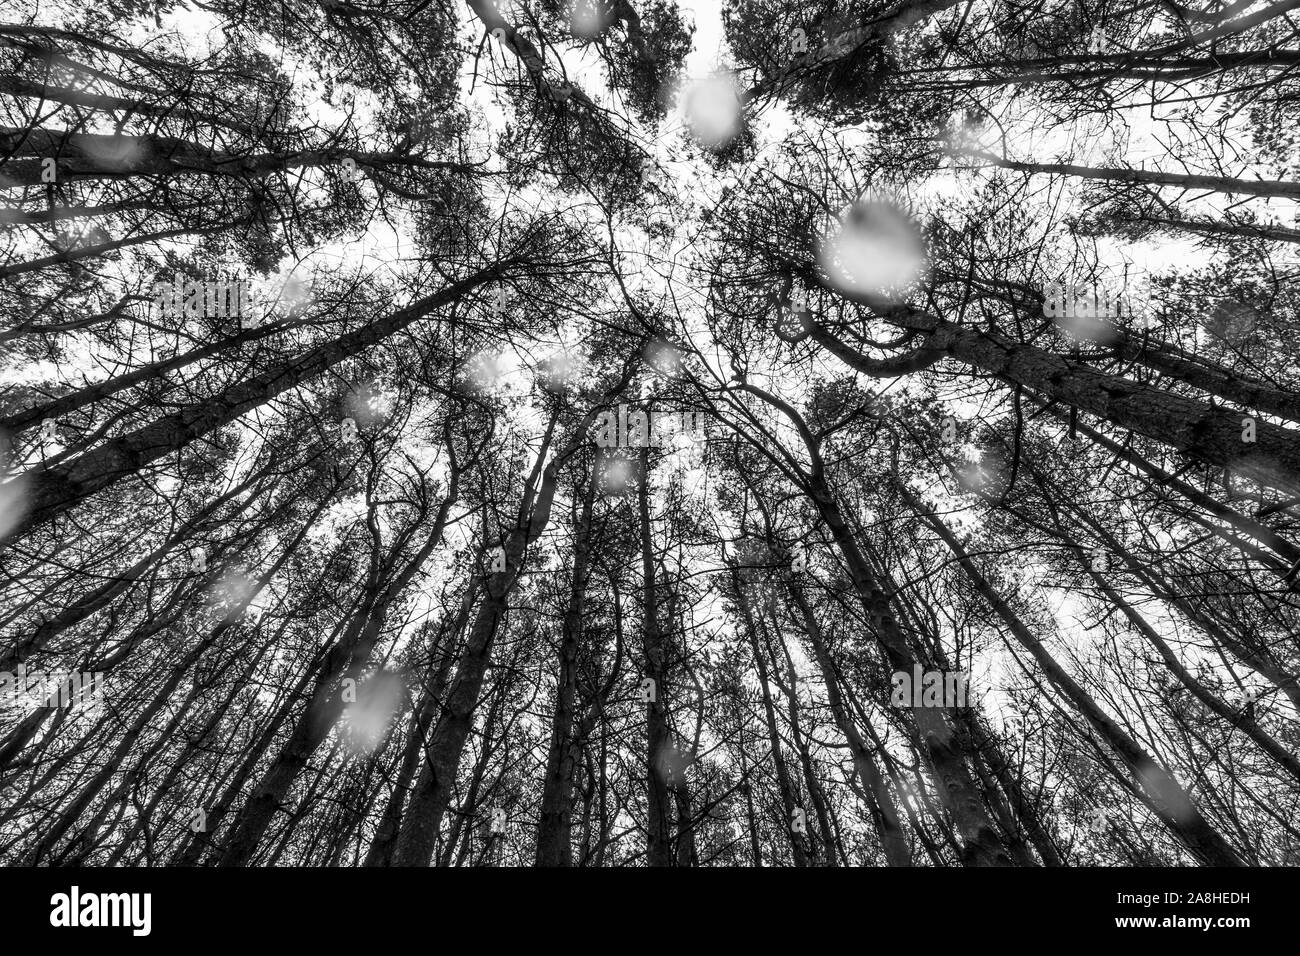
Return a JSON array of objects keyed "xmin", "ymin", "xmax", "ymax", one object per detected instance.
[
  {"xmin": 215, "ymin": 496, "xmax": 455, "ymax": 866},
  {"xmin": 903, "ymin": 485, "xmax": 1245, "ymax": 866},
  {"xmin": 763, "ymin": 605, "xmax": 839, "ymax": 864},
  {"xmin": 740, "ymin": 382, "xmax": 1012, "ymax": 865},
  {"xmin": 732, "ymin": 580, "xmax": 808, "ymax": 866},
  {"xmin": 10, "ymin": 262, "xmax": 514, "ymax": 537},
  {"xmin": 388, "ymin": 389, "xmax": 631, "ymax": 867},
  {"xmin": 363, "ymin": 584, "xmax": 476, "ymax": 867},
  {"xmin": 953, "ymin": 146, "xmax": 1300, "ymax": 200},
  {"xmin": 788, "ymin": 582, "xmax": 913, "ymax": 866},
  {"xmin": 810, "ymin": 316, "xmax": 1300, "ymax": 496}
]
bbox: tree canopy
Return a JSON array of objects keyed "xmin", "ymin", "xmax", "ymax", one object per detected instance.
[{"xmin": 1, "ymin": 0, "xmax": 1299, "ymax": 868}]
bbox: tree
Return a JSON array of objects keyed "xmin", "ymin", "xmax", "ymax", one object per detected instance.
[{"xmin": 3, "ymin": 0, "xmax": 1299, "ymax": 871}]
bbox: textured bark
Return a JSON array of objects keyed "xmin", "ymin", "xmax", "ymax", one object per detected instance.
[
  {"xmin": 1115, "ymin": 337, "xmax": 1300, "ymax": 425},
  {"xmin": 812, "ymin": 316, "xmax": 1300, "ymax": 495},
  {"xmin": 463, "ymin": 0, "xmax": 602, "ymax": 115}
]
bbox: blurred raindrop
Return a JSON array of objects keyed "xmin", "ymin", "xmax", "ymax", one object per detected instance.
[
  {"xmin": 818, "ymin": 200, "xmax": 929, "ymax": 304},
  {"xmin": 644, "ymin": 338, "xmax": 684, "ymax": 378},
  {"xmin": 1137, "ymin": 759, "xmax": 1197, "ymax": 823},
  {"xmin": 81, "ymin": 134, "xmax": 145, "ymax": 171},
  {"xmin": 342, "ymin": 670, "xmax": 407, "ymax": 754},
  {"xmin": 0, "ymin": 468, "xmax": 30, "ymax": 543},
  {"xmin": 569, "ymin": 0, "xmax": 605, "ymax": 38},
  {"xmin": 682, "ymin": 75, "xmax": 742, "ymax": 151}
]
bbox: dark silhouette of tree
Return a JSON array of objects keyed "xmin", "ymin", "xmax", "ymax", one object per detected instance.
[{"xmin": 2, "ymin": 0, "xmax": 1298, "ymax": 870}]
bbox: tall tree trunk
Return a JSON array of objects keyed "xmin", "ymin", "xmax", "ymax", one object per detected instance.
[
  {"xmin": 363, "ymin": 585, "xmax": 476, "ymax": 867},
  {"xmin": 216, "ymin": 494, "xmax": 456, "ymax": 866},
  {"xmin": 954, "ymin": 146, "xmax": 1300, "ymax": 199},
  {"xmin": 638, "ymin": 445, "xmax": 674, "ymax": 867},
  {"xmin": 0, "ymin": 456, "xmax": 280, "ymax": 673},
  {"xmin": 12, "ymin": 263, "xmax": 513, "ymax": 536},
  {"xmin": 764, "ymin": 605, "xmax": 842, "ymax": 865},
  {"xmin": 903, "ymin": 485, "xmax": 1246, "ymax": 865},
  {"xmin": 809, "ymin": 316, "xmax": 1300, "ymax": 495},
  {"xmin": 535, "ymin": 471, "xmax": 597, "ymax": 865},
  {"xmin": 957, "ymin": 710, "xmax": 1064, "ymax": 866},
  {"xmin": 788, "ymin": 582, "xmax": 913, "ymax": 865},
  {"xmin": 0, "ymin": 127, "xmax": 465, "ymax": 187},
  {"xmin": 389, "ymin": 389, "xmax": 628, "ymax": 866},
  {"xmin": 734, "ymin": 584, "xmax": 808, "ymax": 866},
  {"xmin": 1, "ymin": 317, "xmax": 301, "ymax": 435},
  {"xmin": 739, "ymin": 382, "xmax": 1012, "ymax": 865},
  {"xmin": 1066, "ymin": 413, "xmax": 1300, "ymax": 577}
]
